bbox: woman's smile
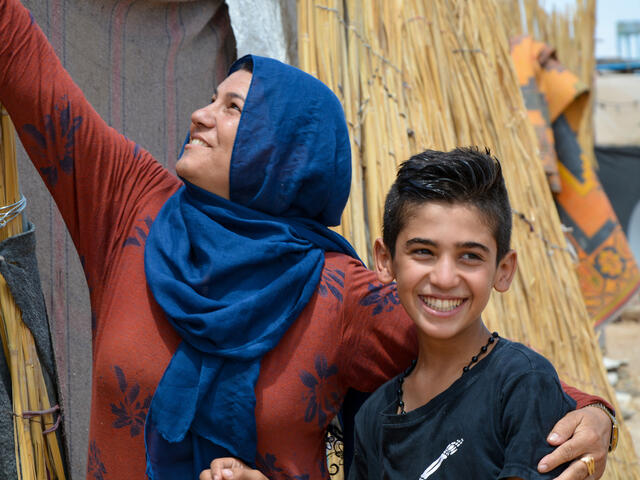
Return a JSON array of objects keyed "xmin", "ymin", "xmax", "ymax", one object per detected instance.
[
  {"xmin": 187, "ymin": 137, "xmax": 210, "ymax": 148},
  {"xmin": 175, "ymin": 69, "xmax": 252, "ymax": 199}
]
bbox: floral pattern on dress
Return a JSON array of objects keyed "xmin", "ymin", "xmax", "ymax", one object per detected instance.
[
  {"xmin": 87, "ymin": 440, "xmax": 107, "ymax": 480},
  {"xmin": 255, "ymin": 452, "xmax": 309, "ymax": 480},
  {"xmin": 123, "ymin": 215, "xmax": 154, "ymax": 248},
  {"xmin": 358, "ymin": 282, "xmax": 400, "ymax": 315},
  {"xmin": 300, "ymin": 355, "xmax": 340, "ymax": 429},
  {"xmin": 318, "ymin": 268, "xmax": 345, "ymax": 302},
  {"xmin": 109, "ymin": 366, "xmax": 151, "ymax": 437},
  {"xmin": 21, "ymin": 96, "xmax": 82, "ymax": 187}
]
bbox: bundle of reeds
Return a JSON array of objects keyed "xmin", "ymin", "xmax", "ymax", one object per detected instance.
[
  {"xmin": 298, "ymin": 0, "xmax": 639, "ymax": 477},
  {"xmin": 0, "ymin": 106, "xmax": 66, "ymax": 479}
]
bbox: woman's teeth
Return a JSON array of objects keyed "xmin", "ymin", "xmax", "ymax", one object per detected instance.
[
  {"xmin": 421, "ymin": 296, "xmax": 463, "ymax": 312},
  {"xmin": 190, "ymin": 138, "xmax": 208, "ymax": 147}
]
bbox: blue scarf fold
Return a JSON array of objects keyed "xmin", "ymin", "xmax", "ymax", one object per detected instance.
[{"xmin": 144, "ymin": 55, "xmax": 358, "ymax": 478}]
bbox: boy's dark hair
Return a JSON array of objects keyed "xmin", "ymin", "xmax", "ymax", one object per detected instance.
[{"xmin": 382, "ymin": 147, "xmax": 512, "ymax": 262}]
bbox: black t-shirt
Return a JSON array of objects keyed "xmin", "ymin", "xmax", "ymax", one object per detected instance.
[{"xmin": 349, "ymin": 339, "xmax": 576, "ymax": 480}]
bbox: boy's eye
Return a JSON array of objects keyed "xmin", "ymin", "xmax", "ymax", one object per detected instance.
[
  {"xmin": 412, "ymin": 248, "xmax": 434, "ymax": 257},
  {"xmin": 461, "ymin": 252, "xmax": 483, "ymax": 262}
]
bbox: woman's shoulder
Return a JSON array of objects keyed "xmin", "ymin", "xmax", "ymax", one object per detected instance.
[
  {"xmin": 322, "ymin": 252, "xmax": 392, "ymax": 301},
  {"xmin": 324, "ymin": 251, "xmax": 366, "ymax": 270},
  {"xmin": 322, "ymin": 252, "xmax": 377, "ymax": 300}
]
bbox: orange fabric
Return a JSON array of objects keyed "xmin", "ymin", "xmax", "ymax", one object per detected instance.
[{"xmin": 510, "ymin": 35, "xmax": 640, "ymax": 326}]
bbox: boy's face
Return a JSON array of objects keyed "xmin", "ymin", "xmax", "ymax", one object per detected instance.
[{"xmin": 374, "ymin": 202, "xmax": 517, "ymax": 341}]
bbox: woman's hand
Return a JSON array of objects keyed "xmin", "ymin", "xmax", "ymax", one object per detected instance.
[
  {"xmin": 537, "ymin": 406, "xmax": 611, "ymax": 479},
  {"xmin": 199, "ymin": 457, "xmax": 268, "ymax": 480}
]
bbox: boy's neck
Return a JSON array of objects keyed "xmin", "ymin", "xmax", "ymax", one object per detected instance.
[{"xmin": 401, "ymin": 321, "xmax": 497, "ymax": 412}]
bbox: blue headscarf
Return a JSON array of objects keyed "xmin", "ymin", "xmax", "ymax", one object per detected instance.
[{"xmin": 143, "ymin": 55, "xmax": 359, "ymax": 478}]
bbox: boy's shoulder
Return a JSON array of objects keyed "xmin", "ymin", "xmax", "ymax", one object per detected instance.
[
  {"xmin": 493, "ymin": 338, "xmax": 557, "ymax": 373},
  {"xmin": 356, "ymin": 371, "xmax": 403, "ymax": 421},
  {"xmin": 489, "ymin": 338, "xmax": 563, "ymax": 392}
]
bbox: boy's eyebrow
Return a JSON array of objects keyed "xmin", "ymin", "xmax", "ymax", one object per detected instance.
[
  {"xmin": 457, "ymin": 241, "xmax": 490, "ymax": 253},
  {"xmin": 405, "ymin": 238, "xmax": 490, "ymax": 253},
  {"xmin": 405, "ymin": 238, "xmax": 437, "ymax": 247}
]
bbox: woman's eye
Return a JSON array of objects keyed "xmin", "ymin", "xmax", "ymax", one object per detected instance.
[{"xmin": 230, "ymin": 103, "xmax": 242, "ymax": 113}]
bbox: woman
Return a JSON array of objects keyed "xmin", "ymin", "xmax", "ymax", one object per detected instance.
[{"xmin": 0, "ymin": 0, "xmax": 613, "ymax": 479}]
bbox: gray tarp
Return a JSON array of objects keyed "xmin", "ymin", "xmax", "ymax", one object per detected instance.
[
  {"xmin": 17, "ymin": 1, "xmax": 236, "ymax": 477},
  {"xmin": 16, "ymin": 1, "xmax": 294, "ymax": 476}
]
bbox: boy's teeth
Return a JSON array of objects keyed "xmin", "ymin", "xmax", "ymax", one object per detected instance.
[
  {"xmin": 422, "ymin": 296, "xmax": 463, "ymax": 312},
  {"xmin": 190, "ymin": 138, "xmax": 207, "ymax": 146}
]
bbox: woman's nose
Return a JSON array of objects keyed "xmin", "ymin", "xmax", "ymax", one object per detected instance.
[{"xmin": 191, "ymin": 103, "xmax": 216, "ymax": 128}]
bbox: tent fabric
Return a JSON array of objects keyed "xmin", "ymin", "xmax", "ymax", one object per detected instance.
[
  {"xmin": 226, "ymin": 0, "xmax": 297, "ymax": 64},
  {"xmin": 594, "ymin": 73, "xmax": 640, "ymax": 146},
  {"xmin": 16, "ymin": 1, "xmax": 236, "ymax": 477},
  {"xmin": 0, "ymin": 222, "xmax": 67, "ymax": 479},
  {"xmin": 595, "ymin": 145, "xmax": 640, "ymax": 265},
  {"xmin": 510, "ymin": 35, "xmax": 640, "ymax": 326}
]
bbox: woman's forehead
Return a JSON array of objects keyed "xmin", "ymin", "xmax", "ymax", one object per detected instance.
[{"xmin": 217, "ymin": 70, "xmax": 252, "ymax": 98}]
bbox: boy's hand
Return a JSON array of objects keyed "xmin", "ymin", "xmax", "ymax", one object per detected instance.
[
  {"xmin": 199, "ymin": 457, "xmax": 268, "ymax": 480},
  {"xmin": 537, "ymin": 406, "xmax": 611, "ymax": 479}
]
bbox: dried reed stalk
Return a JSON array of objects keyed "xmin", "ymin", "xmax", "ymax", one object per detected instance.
[
  {"xmin": 0, "ymin": 106, "xmax": 66, "ymax": 479},
  {"xmin": 298, "ymin": 0, "xmax": 639, "ymax": 477}
]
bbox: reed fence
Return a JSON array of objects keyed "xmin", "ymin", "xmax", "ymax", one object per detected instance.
[
  {"xmin": 298, "ymin": 0, "xmax": 639, "ymax": 477},
  {"xmin": 0, "ymin": 106, "xmax": 66, "ymax": 479}
]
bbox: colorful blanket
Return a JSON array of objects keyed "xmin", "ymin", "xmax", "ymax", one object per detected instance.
[{"xmin": 511, "ymin": 35, "xmax": 640, "ymax": 326}]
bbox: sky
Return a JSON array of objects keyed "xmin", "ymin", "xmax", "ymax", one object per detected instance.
[{"xmin": 547, "ymin": 0, "xmax": 640, "ymax": 59}]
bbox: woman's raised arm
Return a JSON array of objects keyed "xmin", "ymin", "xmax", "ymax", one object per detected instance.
[{"xmin": 0, "ymin": 0, "xmax": 178, "ymax": 283}]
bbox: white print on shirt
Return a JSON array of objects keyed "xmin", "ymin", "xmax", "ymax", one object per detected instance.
[{"xmin": 419, "ymin": 438, "xmax": 464, "ymax": 479}]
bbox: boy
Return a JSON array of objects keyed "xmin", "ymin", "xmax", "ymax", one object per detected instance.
[{"xmin": 349, "ymin": 148, "xmax": 576, "ymax": 479}]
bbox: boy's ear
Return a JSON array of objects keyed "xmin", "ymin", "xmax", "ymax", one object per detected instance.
[
  {"xmin": 493, "ymin": 250, "xmax": 517, "ymax": 293},
  {"xmin": 373, "ymin": 237, "xmax": 395, "ymax": 284}
]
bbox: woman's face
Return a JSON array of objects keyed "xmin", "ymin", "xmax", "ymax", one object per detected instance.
[{"xmin": 176, "ymin": 69, "xmax": 252, "ymax": 199}]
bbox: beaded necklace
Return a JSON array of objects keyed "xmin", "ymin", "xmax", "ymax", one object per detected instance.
[{"xmin": 397, "ymin": 332, "xmax": 499, "ymax": 415}]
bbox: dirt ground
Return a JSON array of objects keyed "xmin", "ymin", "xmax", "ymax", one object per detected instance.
[{"xmin": 603, "ymin": 311, "xmax": 640, "ymax": 458}]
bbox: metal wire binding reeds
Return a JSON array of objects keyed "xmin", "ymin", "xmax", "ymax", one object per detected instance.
[
  {"xmin": 298, "ymin": 0, "xmax": 639, "ymax": 478},
  {"xmin": 0, "ymin": 105, "xmax": 66, "ymax": 479}
]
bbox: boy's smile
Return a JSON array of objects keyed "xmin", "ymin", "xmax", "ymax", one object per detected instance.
[
  {"xmin": 375, "ymin": 201, "xmax": 516, "ymax": 341},
  {"xmin": 420, "ymin": 296, "xmax": 464, "ymax": 312}
]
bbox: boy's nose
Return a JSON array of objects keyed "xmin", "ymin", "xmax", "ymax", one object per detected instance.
[{"xmin": 429, "ymin": 257, "xmax": 459, "ymax": 289}]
